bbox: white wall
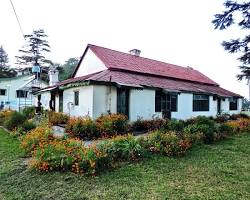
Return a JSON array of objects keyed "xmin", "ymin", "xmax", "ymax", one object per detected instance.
[
  {"xmin": 74, "ymin": 49, "xmax": 107, "ymax": 77},
  {"xmin": 129, "ymin": 89, "xmax": 160, "ymax": 121},
  {"xmin": 93, "ymin": 85, "xmax": 117, "ymax": 119},
  {"xmin": 221, "ymin": 98, "xmax": 242, "ymax": 115},
  {"xmin": 51, "ymin": 85, "xmax": 243, "ymax": 121},
  {"xmin": 172, "ymin": 93, "xmax": 217, "ymax": 120},
  {"xmin": 35, "ymin": 91, "xmax": 51, "ymax": 110},
  {"xmin": 0, "ymin": 76, "xmax": 35, "ymax": 111},
  {"xmin": 62, "ymin": 86, "xmax": 94, "ymax": 117}
]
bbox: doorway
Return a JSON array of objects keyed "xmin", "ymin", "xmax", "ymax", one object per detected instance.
[
  {"xmin": 217, "ymin": 98, "xmax": 221, "ymax": 114},
  {"xmin": 59, "ymin": 91, "xmax": 63, "ymax": 112},
  {"xmin": 117, "ymin": 88, "xmax": 129, "ymax": 118},
  {"xmin": 50, "ymin": 93, "xmax": 56, "ymax": 111}
]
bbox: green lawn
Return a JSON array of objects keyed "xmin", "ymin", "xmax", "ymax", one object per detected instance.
[{"xmin": 0, "ymin": 128, "xmax": 249, "ymax": 200}]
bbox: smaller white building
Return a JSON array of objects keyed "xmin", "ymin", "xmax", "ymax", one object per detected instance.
[
  {"xmin": 0, "ymin": 75, "xmax": 48, "ymax": 111},
  {"xmin": 37, "ymin": 44, "xmax": 243, "ymax": 120}
]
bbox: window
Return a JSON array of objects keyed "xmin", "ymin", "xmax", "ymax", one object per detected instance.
[
  {"xmin": 16, "ymin": 90, "xmax": 28, "ymax": 98},
  {"xmin": 193, "ymin": 94, "xmax": 209, "ymax": 111},
  {"xmin": 74, "ymin": 91, "xmax": 79, "ymax": 106},
  {"xmin": 229, "ymin": 97, "xmax": 238, "ymax": 110},
  {"xmin": 155, "ymin": 91, "xmax": 178, "ymax": 112},
  {"xmin": 170, "ymin": 95, "xmax": 178, "ymax": 112},
  {"xmin": 155, "ymin": 91, "xmax": 163, "ymax": 112},
  {"xmin": 0, "ymin": 89, "xmax": 6, "ymax": 96}
]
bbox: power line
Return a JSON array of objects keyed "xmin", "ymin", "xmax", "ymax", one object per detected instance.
[{"xmin": 9, "ymin": 0, "xmax": 25, "ymax": 40}]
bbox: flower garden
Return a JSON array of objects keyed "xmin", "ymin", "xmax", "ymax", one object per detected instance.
[{"xmin": 0, "ymin": 108, "xmax": 249, "ymax": 176}]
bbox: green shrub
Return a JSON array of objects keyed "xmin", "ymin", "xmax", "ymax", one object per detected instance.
[
  {"xmin": 48, "ymin": 111, "xmax": 69, "ymax": 125},
  {"xmin": 0, "ymin": 110, "xmax": 15, "ymax": 125},
  {"xmin": 214, "ymin": 114, "xmax": 230, "ymax": 123},
  {"xmin": 96, "ymin": 114, "xmax": 129, "ymax": 137},
  {"xmin": 183, "ymin": 124, "xmax": 204, "ymax": 143},
  {"xmin": 146, "ymin": 131, "xmax": 191, "ymax": 156},
  {"xmin": 164, "ymin": 119, "xmax": 185, "ymax": 132},
  {"xmin": 213, "ymin": 123, "xmax": 234, "ymax": 140},
  {"xmin": 10, "ymin": 127, "xmax": 26, "ymax": 138},
  {"xmin": 65, "ymin": 117, "xmax": 100, "ymax": 139},
  {"xmin": 191, "ymin": 116, "xmax": 216, "ymax": 144},
  {"xmin": 239, "ymin": 113, "xmax": 249, "ymax": 119},
  {"xmin": 21, "ymin": 125, "xmax": 54, "ymax": 154},
  {"xmin": 131, "ymin": 118, "xmax": 166, "ymax": 132},
  {"xmin": 4, "ymin": 111, "xmax": 26, "ymax": 130},
  {"xmin": 217, "ymin": 123, "xmax": 234, "ymax": 134},
  {"xmin": 105, "ymin": 134, "xmax": 146, "ymax": 161},
  {"xmin": 22, "ymin": 120, "xmax": 37, "ymax": 132},
  {"xmin": 195, "ymin": 116, "xmax": 215, "ymax": 126},
  {"xmin": 183, "ymin": 118, "xmax": 216, "ymax": 144},
  {"xmin": 30, "ymin": 138, "xmax": 111, "ymax": 175},
  {"xmin": 22, "ymin": 106, "xmax": 36, "ymax": 119}
]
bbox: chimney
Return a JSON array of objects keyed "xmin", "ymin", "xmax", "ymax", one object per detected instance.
[
  {"xmin": 48, "ymin": 67, "xmax": 59, "ymax": 86},
  {"xmin": 129, "ymin": 49, "xmax": 141, "ymax": 56}
]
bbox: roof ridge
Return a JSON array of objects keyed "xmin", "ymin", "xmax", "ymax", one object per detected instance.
[
  {"xmin": 88, "ymin": 44, "xmax": 218, "ymax": 86},
  {"xmin": 88, "ymin": 43, "xmax": 191, "ymax": 71}
]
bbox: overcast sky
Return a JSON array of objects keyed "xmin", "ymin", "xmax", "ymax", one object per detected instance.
[{"xmin": 0, "ymin": 0, "xmax": 249, "ymax": 98}]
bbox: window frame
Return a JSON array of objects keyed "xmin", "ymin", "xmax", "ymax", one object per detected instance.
[
  {"xmin": 170, "ymin": 94, "xmax": 178, "ymax": 112},
  {"xmin": 0, "ymin": 89, "xmax": 6, "ymax": 96},
  {"xmin": 16, "ymin": 90, "xmax": 28, "ymax": 98},
  {"xmin": 193, "ymin": 94, "xmax": 210, "ymax": 112},
  {"xmin": 155, "ymin": 90, "xmax": 178, "ymax": 112},
  {"xmin": 155, "ymin": 90, "xmax": 162, "ymax": 112},
  {"xmin": 229, "ymin": 97, "xmax": 238, "ymax": 111},
  {"xmin": 74, "ymin": 90, "xmax": 79, "ymax": 106}
]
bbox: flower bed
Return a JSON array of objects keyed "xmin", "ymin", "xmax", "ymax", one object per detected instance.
[
  {"xmin": 48, "ymin": 111, "xmax": 69, "ymax": 126},
  {"xmin": 22, "ymin": 127, "xmax": 192, "ymax": 175},
  {"xmin": 65, "ymin": 114, "xmax": 129, "ymax": 140},
  {"xmin": 18, "ymin": 113, "xmax": 249, "ymax": 176}
]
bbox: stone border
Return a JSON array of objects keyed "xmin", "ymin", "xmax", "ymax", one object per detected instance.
[{"xmin": 0, "ymin": 126, "xmax": 11, "ymax": 134}]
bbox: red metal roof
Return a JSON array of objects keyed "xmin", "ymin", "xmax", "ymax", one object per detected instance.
[
  {"xmin": 87, "ymin": 70, "xmax": 240, "ymax": 97},
  {"xmin": 39, "ymin": 44, "xmax": 241, "ymax": 97},
  {"xmin": 52, "ymin": 69, "xmax": 241, "ymax": 97},
  {"xmin": 85, "ymin": 44, "xmax": 218, "ymax": 86}
]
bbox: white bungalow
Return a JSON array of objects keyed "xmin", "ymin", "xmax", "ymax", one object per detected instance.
[
  {"xmin": 37, "ymin": 44, "xmax": 243, "ymax": 120},
  {"xmin": 0, "ymin": 74, "xmax": 47, "ymax": 111}
]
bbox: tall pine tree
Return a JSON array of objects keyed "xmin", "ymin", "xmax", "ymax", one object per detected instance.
[
  {"xmin": 0, "ymin": 46, "xmax": 16, "ymax": 78},
  {"xmin": 0, "ymin": 45, "xmax": 9, "ymax": 70},
  {"xmin": 212, "ymin": 1, "xmax": 250, "ymax": 81},
  {"xmin": 16, "ymin": 29, "xmax": 52, "ymax": 81}
]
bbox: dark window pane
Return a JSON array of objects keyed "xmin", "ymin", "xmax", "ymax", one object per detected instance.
[
  {"xmin": 155, "ymin": 91, "xmax": 161, "ymax": 112},
  {"xmin": 59, "ymin": 91, "xmax": 63, "ymax": 112},
  {"xmin": 0, "ymin": 89, "xmax": 6, "ymax": 96},
  {"xmin": 16, "ymin": 90, "xmax": 28, "ymax": 98},
  {"xmin": 193, "ymin": 94, "xmax": 209, "ymax": 111},
  {"xmin": 74, "ymin": 91, "xmax": 79, "ymax": 106},
  {"xmin": 171, "ymin": 95, "xmax": 178, "ymax": 112},
  {"xmin": 155, "ymin": 91, "xmax": 178, "ymax": 112},
  {"xmin": 229, "ymin": 98, "xmax": 237, "ymax": 110},
  {"xmin": 117, "ymin": 88, "xmax": 129, "ymax": 117}
]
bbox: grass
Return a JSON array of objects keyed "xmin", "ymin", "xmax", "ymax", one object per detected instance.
[{"xmin": 0, "ymin": 128, "xmax": 249, "ymax": 200}]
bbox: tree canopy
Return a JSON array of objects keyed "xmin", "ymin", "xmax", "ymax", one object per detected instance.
[
  {"xmin": 0, "ymin": 46, "xmax": 16, "ymax": 78},
  {"xmin": 16, "ymin": 29, "xmax": 52, "ymax": 68},
  {"xmin": 58, "ymin": 57, "xmax": 79, "ymax": 81},
  {"xmin": 212, "ymin": 1, "xmax": 250, "ymax": 81},
  {"xmin": 0, "ymin": 45, "xmax": 9, "ymax": 69}
]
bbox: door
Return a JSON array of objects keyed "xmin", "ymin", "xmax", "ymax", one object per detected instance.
[
  {"xmin": 59, "ymin": 91, "xmax": 63, "ymax": 112},
  {"xmin": 50, "ymin": 93, "xmax": 56, "ymax": 111},
  {"xmin": 162, "ymin": 94, "xmax": 171, "ymax": 119},
  {"xmin": 117, "ymin": 88, "xmax": 129, "ymax": 118},
  {"xmin": 217, "ymin": 98, "xmax": 221, "ymax": 114}
]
